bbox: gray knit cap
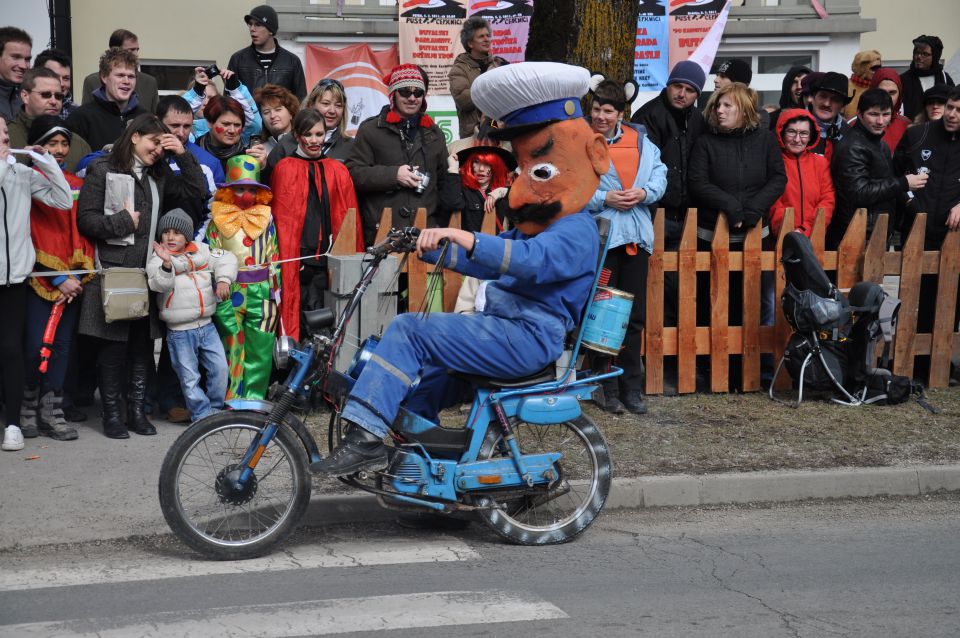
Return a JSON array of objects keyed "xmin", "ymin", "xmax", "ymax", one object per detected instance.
[{"xmin": 157, "ymin": 208, "xmax": 194, "ymax": 240}]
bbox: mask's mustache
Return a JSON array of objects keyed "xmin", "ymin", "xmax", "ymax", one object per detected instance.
[{"xmin": 505, "ymin": 201, "xmax": 563, "ymax": 227}]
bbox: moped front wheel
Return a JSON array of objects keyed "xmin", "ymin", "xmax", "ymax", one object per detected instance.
[
  {"xmin": 473, "ymin": 415, "xmax": 612, "ymax": 545},
  {"xmin": 158, "ymin": 411, "xmax": 312, "ymax": 560}
]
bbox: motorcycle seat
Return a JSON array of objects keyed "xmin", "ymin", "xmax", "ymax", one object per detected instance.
[{"xmin": 450, "ymin": 364, "xmax": 557, "ymax": 389}]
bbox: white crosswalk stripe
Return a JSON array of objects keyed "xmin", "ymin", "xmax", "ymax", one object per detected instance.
[
  {"xmin": 0, "ymin": 590, "xmax": 568, "ymax": 637},
  {"xmin": 0, "ymin": 537, "xmax": 480, "ymax": 592}
]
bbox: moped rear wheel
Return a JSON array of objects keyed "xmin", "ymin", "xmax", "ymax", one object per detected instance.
[
  {"xmin": 473, "ymin": 415, "xmax": 612, "ymax": 545},
  {"xmin": 158, "ymin": 411, "xmax": 311, "ymax": 560}
]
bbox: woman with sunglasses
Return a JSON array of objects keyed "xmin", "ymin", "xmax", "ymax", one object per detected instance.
[
  {"xmin": 75, "ymin": 114, "xmax": 206, "ymax": 439},
  {"xmin": 346, "ymin": 64, "xmax": 458, "ymax": 246}
]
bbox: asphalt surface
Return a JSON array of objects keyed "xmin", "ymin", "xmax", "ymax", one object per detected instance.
[{"xmin": 2, "ymin": 412, "xmax": 959, "ymax": 551}]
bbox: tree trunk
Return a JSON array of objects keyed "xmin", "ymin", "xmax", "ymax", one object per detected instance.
[{"xmin": 526, "ymin": 0, "xmax": 638, "ymax": 83}]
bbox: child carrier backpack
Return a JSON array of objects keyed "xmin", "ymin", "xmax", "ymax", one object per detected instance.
[{"xmin": 770, "ymin": 233, "xmax": 906, "ymax": 407}]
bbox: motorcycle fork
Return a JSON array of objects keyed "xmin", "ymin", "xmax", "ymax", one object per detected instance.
[{"xmin": 490, "ymin": 398, "xmax": 534, "ymax": 487}]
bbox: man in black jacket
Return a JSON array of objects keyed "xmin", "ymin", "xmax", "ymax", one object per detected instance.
[
  {"xmin": 228, "ymin": 5, "xmax": 307, "ymax": 101},
  {"xmin": 900, "ymin": 35, "xmax": 955, "ymax": 120},
  {"xmin": 827, "ymin": 88, "xmax": 928, "ymax": 249},
  {"xmin": 65, "ymin": 48, "xmax": 147, "ymax": 151},
  {"xmin": 630, "ymin": 60, "xmax": 705, "ymax": 330}
]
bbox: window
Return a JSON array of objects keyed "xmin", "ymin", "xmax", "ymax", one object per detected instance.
[
  {"xmin": 140, "ymin": 62, "xmax": 212, "ymax": 93},
  {"xmin": 758, "ymin": 54, "xmax": 814, "ymax": 75}
]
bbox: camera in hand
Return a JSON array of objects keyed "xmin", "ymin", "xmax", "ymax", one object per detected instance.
[
  {"xmin": 411, "ymin": 168, "xmax": 431, "ymax": 195},
  {"xmin": 203, "ymin": 63, "xmax": 220, "ymax": 79}
]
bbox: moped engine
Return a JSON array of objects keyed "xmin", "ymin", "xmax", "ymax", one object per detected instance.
[{"xmin": 385, "ymin": 451, "xmax": 429, "ymax": 495}]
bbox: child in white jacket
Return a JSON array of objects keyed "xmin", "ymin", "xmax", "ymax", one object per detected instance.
[{"xmin": 147, "ymin": 209, "xmax": 238, "ymax": 421}]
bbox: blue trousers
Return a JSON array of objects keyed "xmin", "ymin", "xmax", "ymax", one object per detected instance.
[
  {"xmin": 24, "ymin": 292, "xmax": 80, "ymax": 392},
  {"xmin": 343, "ymin": 312, "xmax": 561, "ymax": 438},
  {"xmin": 167, "ymin": 323, "xmax": 229, "ymax": 421}
]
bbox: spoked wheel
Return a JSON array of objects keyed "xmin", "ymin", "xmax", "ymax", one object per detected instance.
[
  {"xmin": 472, "ymin": 415, "xmax": 612, "ymax": 545},
  {"xmin": 158, "ymin": 411, "xmax": 311, "ymax": 560}
]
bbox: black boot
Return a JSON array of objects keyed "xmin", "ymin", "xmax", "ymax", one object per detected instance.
[
  {"xmin": 126, "ymin": 353, "xmax": 157, "ymax": 436},
  {"xmin": 310, "ymin": 424, "xmax": 388, "ymax": 476},
  {"xmin": 99, "ymin": 351, "xmax": 129, "ymax": 439}
]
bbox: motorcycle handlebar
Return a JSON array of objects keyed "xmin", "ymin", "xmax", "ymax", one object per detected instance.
[{"xmin": 367, "ymin": 227, "xmax": 421, "ymax": 256}]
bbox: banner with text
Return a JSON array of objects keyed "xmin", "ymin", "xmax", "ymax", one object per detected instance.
[
  {"xmin": 304, "ymin": 44, "xmax": 399, "ymax": 135},
  {"xmin": 399, "ymin": 0, "xmax": 534, "ymax": 95},
  {"xmin": 633, "ymin": 0, "xmax": 730, "ymax": 92}
]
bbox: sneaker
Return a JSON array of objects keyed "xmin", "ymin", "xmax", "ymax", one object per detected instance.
[
  {"xmin": 2, "ymin": 425, "xmax": 25, "ymax": 451},
  {"xmin": 20, "ymin": 387, "xmax": 40, "ymax": 438},
  {"xmin": 38, "ymin": 391, "xmax": 79, "ymax": 441}
]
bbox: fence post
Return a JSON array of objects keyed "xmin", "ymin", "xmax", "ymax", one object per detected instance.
[
  {"xmin": 741, "ymin": 221, "xmax": 762, "ymax": 391},
  {"xmin": 677, "ymin": 208, "xmax": 698, "ymax": 394},
  {"xmin": 442, "ymin": 211, "xmax": 464, "ymax": 312},
  {"xmin": 893, "ymin": 213, "xmax": 926, "ymax": 378},
  {"xmin": 645, "ymin": 209, "xmax": 665, "ymax": 395},
  {"xmin": 773, "ymin": 208, "xmax": 797, "ymax": 391},
  {"xmin": 809, "ymin": 208, "xmax": 826, "ymax": 264},
  {"xmin": 329, "ymin": 207, "xmax": 359, "ymax": 255},
  {"xmin": 861, "ymin": 213, "xmax": 888, "ymax": 284},
  {"xmin": 406, "ymin": 208, "xmax": 431, "ymax": 312},
  {"xmin": 710, "ymin": 216, "xmax": 730, "ymax": 393},
  {"xmin": 929, "ymin": 228, "xmax": 960, "ymax": 387},
  {"xmin": 374, "ymin": 208, "xmax": 393, "ymax": 244},
  {"xmin": 836, "ymin": 209, "xmax": 866, "ymax": 289}
]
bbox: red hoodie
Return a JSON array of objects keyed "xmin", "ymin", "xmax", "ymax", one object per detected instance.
[
  {"xmin": 769, "ymin": 109, "xmax": 836, "ymax": 237},
  {"xmin": 868, "ymin": 67, "xmax": 912, "ymax": 154}
]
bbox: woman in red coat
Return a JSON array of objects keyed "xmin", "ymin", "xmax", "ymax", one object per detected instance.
[
  {"xmin": 770, "ymin": 108, "xmax": 836, "ymax": 236},
  {"xmin": 271, "ymin": 108, "xmax": 363, "ymax": 340}
]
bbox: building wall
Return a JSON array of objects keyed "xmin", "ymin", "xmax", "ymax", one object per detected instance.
[
  {"xmin": 71, "ymin": 0, "xmax": 250, "ymax": 85},
  {"xmin": 859, "ymin": 0, "xmax": 959, "ymax": 66}
]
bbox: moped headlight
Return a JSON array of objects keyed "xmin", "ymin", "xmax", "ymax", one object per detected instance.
[{"xmin": 273, "ymin": 336, "xmax": 296, "ymax": 369}]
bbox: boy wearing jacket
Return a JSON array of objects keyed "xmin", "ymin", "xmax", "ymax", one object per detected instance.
[{"xmin": 147, "ymin": 209, "xmax": 238, "ymax": 422}]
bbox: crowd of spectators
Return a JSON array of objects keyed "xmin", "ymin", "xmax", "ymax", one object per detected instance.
[{"xmin": 0, "ymin": 13, "xmax": 958, "ymax": 449}]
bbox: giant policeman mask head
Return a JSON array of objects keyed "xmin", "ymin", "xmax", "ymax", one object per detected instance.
[{"xmin": 473, "ymin": 62, "xmax": 609, "ymax": 235}]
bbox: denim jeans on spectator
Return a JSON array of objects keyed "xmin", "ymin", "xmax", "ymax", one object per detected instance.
[
  {"xmin": 166, "ymin": 323, "xmax": 228, "ymax": 421},
  {"xmin": 24, "ymin": 292, "xmax": 80, "ymax": 392}
]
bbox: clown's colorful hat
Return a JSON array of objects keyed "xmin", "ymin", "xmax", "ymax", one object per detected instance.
[{"xmin": 217, "ymin": 155, "xmax": 271, "ymax": 191}]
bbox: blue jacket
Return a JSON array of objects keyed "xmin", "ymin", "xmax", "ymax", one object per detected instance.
[
  {"xmin": 427, "ymin": 211, "xmax": 600, "ymax": 341},
  {"xmin": 586, "ymin": 122, "xmax": 667, "ymax": 254}
]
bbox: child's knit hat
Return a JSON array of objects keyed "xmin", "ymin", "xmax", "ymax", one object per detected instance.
[{"xmin": 157, "ymin": 208, "xmax": 194, "ymax": 240}]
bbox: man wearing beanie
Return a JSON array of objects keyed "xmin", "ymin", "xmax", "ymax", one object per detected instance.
[
  {"xmin": 228, "ymin": 4, "xmax": 306, "ymax": 100},
  {"xmin": 346, "ymin": 63, "xmax": 458, "ymax": 245},
  {"xmin": 900, "ymin": 35, "xmax": 955, "ymax": 120},
  {"xmin": 713, "ymin": 58, "xmax": 752, "ymax": 90},
  {"xmin": 631, "ymin": 60, "xmax": 705, "ymax": 330},
  {"xmin": 147, "ymin": 209, "xmax": 238, "ymax": 422}
]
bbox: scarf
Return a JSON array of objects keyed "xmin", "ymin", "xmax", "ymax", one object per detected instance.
[
  {"xmin": 210, "ymin": 201, "xmax": 272, "ymax": 240},
  {"xmin": 197, "ymin": 133, "xmax": 245, "ymax": 163}
]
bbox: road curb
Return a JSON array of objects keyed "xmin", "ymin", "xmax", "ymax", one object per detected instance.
[{"xmin": 300, "ymin": 464, "xmax": 960, "ymax": 528}]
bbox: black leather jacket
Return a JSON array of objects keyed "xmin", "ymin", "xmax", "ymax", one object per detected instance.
[
  {"xmin": 894, "ymin": 120, "xmax": 960, "ymax": 248},
  {"xmin": 827, "ymin": 123, "xmax": 907, "ymax": 249},
  {"xmin": 227, "ymin": 42, "xmax": 307, "ymax": 101}
]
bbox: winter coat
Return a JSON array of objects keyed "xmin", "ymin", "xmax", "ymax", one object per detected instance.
[
  {"xmin": 147, "ymin": 242, "xmax": 238, "ymax": 331},
  {"xmin": 227, "ymin": 42, "xmax": 307, "ymax": 101},
  {"xmin": 900, "ymin": 39, "xmax": 955, "ymax": 122},
  {"xmin": 345, "ymin": 106, "xmax": 459, "ymax": 245},
  {"xmin": 586, "ymin": 122, "xmax": 668, "ymax": 253},
  {"xmin": 689, "ymin": 121, "xmax": 787, "ymax": 243},
  {"xmin": 769, "ymin": 109, "xmax": 835, "ymax": 236},
  {"xmin": 271, "ymin": 155, "xmax": 363, "ymax": 340},
  {"xmin": 868, "ymin": 68, "xmax": 912, "ymax": 154},
  {"xmin": 826, "ymin": 123, "xmax": 906, "ymax": 249},
  {"xmin": 7, "ymin": 109, "xmax": 93, "ymax": 173},
  {"xmin": 0, "ymin": 77, "xmax": 22, "ymax": 123},
  {"xmin": 0, "ymin": 154, "xmax": 72, "ymax": 285},
  {"xmin": 894, "ymin": 119, "xmax": 960, "ymax": 249},
  {"xmin": 65, "ymin": 88, "xmax": 147, "ymax": 152},
  {"xmin": 448, "ymin": 52, "xmax": 508, "ymax": 139},
  {"xmin": 76, "ymin": 152, "xmax": 206, "ymax": 341},
  {"xmin": 631, "ymin": 89, "xmax": 705, "ymax": 214}
]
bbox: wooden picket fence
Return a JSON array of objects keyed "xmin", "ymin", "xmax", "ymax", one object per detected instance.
[
  {"xmin": 643, "ymin": 207, "xmax": 960, "ymax": 395},
  {"xmin": 329, "ymin": 205, "xmax": 960, "ymax": 394}
]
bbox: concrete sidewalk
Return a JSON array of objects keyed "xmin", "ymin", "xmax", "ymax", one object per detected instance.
[{"xmin": 2, "ymin": 414, "xmax": 959, "ymax": 551}]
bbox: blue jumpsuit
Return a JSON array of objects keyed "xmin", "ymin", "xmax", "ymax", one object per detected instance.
[{"xmin": 342, "ymin": 211, "xmax": 600, "ymax": 437}]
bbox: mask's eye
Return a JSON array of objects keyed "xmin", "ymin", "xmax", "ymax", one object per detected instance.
[{"xmin": 529, "ymin": 163, "xmax": 559, "ymax": 182}]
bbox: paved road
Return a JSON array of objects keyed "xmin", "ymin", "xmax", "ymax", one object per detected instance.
[{"xmin": 1, "ymin": 494, "xmax": 958, "ymax": 637}]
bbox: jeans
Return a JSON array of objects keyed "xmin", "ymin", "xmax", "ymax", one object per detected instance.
[
  {"xmin": 24, "ymin": 291, "xmax": 80, "ymax": 392},
  {"xmin": 167, "ymin": 323, "xmax": 228, "ymax": 421}
]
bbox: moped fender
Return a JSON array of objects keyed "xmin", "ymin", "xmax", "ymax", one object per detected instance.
[
  {"xmin": 517, "ymin": 394, "xmax": 581, "ymax": 424},
  {"xmin": 225, "ymin": 399, "xmax": 322, "ymax": 463}
]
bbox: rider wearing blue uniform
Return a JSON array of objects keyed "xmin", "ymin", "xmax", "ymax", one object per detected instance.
[{"xmin": 313, "ymin": 62, "xmax": 611, "ymax": 476}]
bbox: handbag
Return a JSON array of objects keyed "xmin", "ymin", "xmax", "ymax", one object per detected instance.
[{"xmin": 100, "ymin": 176, "xmax": 159, "ymax": 323}]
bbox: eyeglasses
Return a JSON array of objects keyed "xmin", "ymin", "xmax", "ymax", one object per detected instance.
[
  {"xmin": 314, "ymin": 78, "xmax": 344, "ymax": 92},
  {"xmin": 397, "ymin": 87, "xmax": 425, "ymax": 98},
  {"xmin": 31, "ymin": 90, "xmax": 65, "ymax": 101},
  {"xmin": 783, "ymin": 129, "xmax": 811, "ymax": 139}
]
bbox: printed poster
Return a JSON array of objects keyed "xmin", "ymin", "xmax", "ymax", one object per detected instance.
[
  {"xmin": 668, "ymin": 0, "xmax": 729, "ymax": 71},
  {"xmin": 304, "ymin": 44, "xmax": 399, "ymax": 135},
  {"xmin": 634, "ymin": 0, "xmax": 669, "ymax": 92},
  {"xmin": 399, "ymin": 0, "xmax": 534, "ymax": 95}
]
